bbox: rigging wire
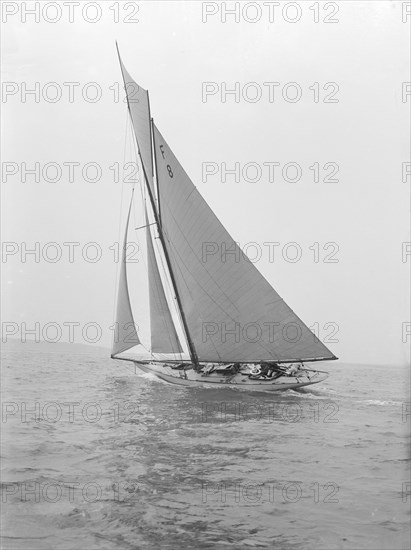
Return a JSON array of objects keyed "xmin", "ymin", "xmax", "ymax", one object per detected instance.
[
  {"xmin": 129, "ymin": 124, "xmax": 152, "ymax": 358},
  {"xmin": 111, "ymin": 108, "xmax": 131, "ymax": 354},
  {"xmin": 135, "ymin": 152, "xmax": 183, "ymax": 361}
]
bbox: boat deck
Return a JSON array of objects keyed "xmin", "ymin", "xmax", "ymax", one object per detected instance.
[{"xmin": 134, "ymin": 362, "xmax": 329, "ymax": 391}]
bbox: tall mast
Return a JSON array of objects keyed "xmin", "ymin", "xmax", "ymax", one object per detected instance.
[
  {"xmin": 150, "ymin": 117, "xmax": 199, "ymax": 368},
  {"xmin": 115, "ymin": 43, "xmax": 199, "ymax": 368}
]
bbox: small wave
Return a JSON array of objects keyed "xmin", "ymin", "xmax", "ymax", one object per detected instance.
[
  {"xmin": 282, "ymin": 389, "xmax": 336, "ymax": 400},
  {"xmin": 363, "ymin": 399, "xmax": 402, "ymax": 406},
  {"xmin": 135, "ymin": 372, "xmax": 170, "ymax": 384}
]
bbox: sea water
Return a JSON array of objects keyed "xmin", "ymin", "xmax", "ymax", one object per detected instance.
[{"xmin": 1, "ymin": 346, "xmax": 410, "ymax": 549}]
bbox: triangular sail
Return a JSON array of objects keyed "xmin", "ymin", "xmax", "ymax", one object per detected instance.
[
  {"xmin": 153, "ymin": 123, "xmax": 337, "ymax": 363},
  {"xmin": 117, "ymin": 49, "xmax": 155, "ymax": 197},
  {"xmin": 145, "ymin": 209, "xmax": 183, "ymax": 353},
  {"xmin": 112, "ymin": 201, "xmax": 140, "ymax": 356}
]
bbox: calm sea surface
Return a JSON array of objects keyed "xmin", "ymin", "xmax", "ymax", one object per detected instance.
[{"xmin": 1, "ymin": 349, "xmax": 410, "ymax": 550}]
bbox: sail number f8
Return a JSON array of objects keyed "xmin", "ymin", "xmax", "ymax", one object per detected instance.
[{"xmin": 159, "ymin": 144, "xmax": 173, "ymax": 178}]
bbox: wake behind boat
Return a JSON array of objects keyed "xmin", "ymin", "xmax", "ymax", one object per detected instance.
[{"xmin": 111, "ymin": 44, "xmax": 337, "ymax": 390}]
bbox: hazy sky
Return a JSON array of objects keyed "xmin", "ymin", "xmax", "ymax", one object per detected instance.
[{"xmin": 2, "ymin": 1, "xmax": 410, "ymax": 366}]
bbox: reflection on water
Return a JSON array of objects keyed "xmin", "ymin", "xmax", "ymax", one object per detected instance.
[{"xmin": 1, "ymin": 349, "xmax": 410, "ymax": 549}]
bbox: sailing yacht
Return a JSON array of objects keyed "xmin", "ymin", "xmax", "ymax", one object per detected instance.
[{"xmin": 111, "ymin": 46, "xmax": 338, "ymax": 391}]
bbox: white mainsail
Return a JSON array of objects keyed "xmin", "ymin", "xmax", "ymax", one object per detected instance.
[
  {"xmin": 145, "ymin": 209, "xmax": 183, "ymax": 354},
  {"xmin": 152, "ymin": 123, "xmax": 337, "ymax": 364},
  {"xmin": 111, "ymin": 201, "xmax": 140, "ymax": 356}
]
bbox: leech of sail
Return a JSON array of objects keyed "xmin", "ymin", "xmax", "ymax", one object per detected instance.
[{"xmin": 111, "ymin": 198, "xmax": 140, "ymax": 357}]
